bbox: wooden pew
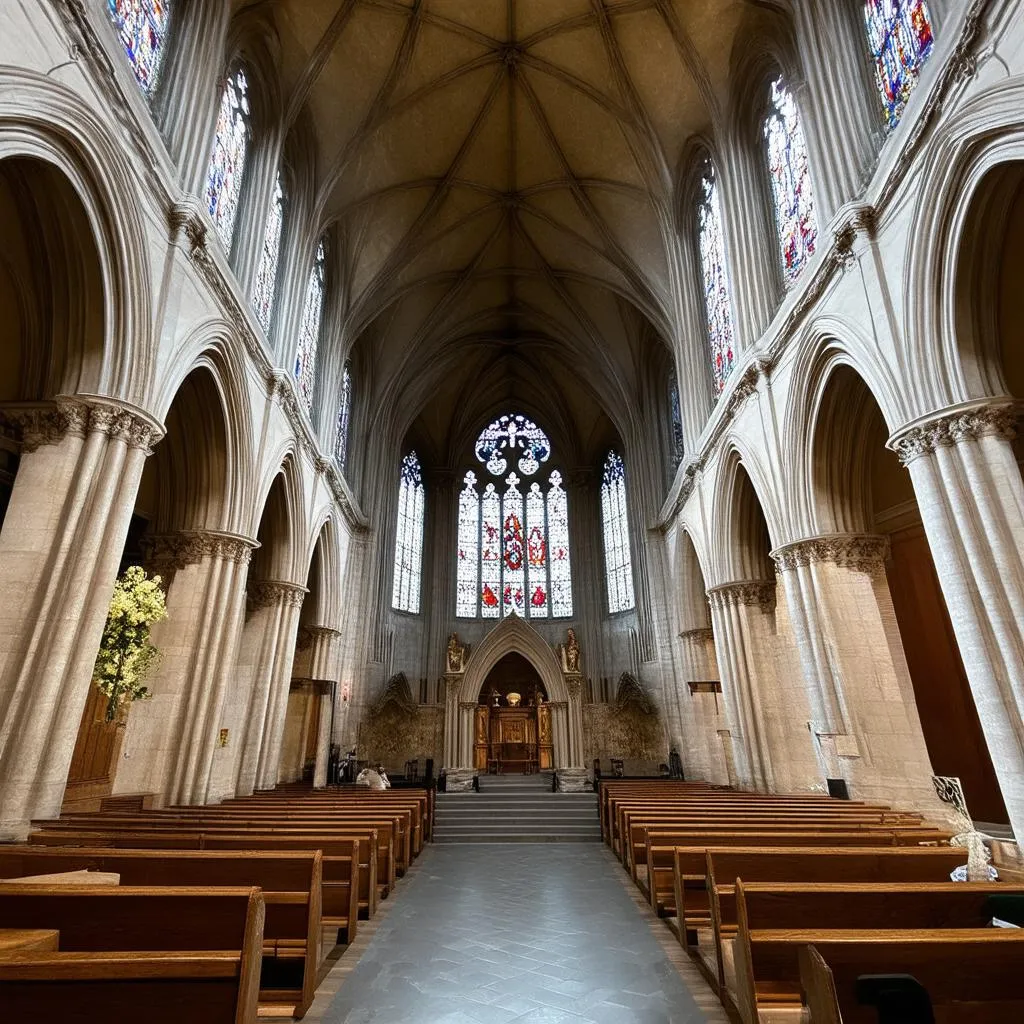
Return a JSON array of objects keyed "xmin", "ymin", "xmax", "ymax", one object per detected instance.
[
  {"xmin": 2, "ymin": 851, "xmax": 322, "ymax": 1019},
  {"xmin": 722, "ymin": 882, "xmax": 1024, "ymax": 1021},
  {"xmin": 0, "ymin": 885, "xmax": 263, "ymax": 1022},
  {"xmin": 799, "ymin": 937, "xmax": 1024, "ymax": 1024},
  {"xmin": 0, "ymin": 951, "xmax": 262, "ymax": 1023}
]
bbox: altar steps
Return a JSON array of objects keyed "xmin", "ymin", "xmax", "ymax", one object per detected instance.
[{"xmin": 434, "ymin": 772, "xmax": 601, "ymax": 843}]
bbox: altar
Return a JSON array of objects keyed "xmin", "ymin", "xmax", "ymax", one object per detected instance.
[{"xmin": 474, "ymin": 704, "xmax": 554, "ymax": 773}]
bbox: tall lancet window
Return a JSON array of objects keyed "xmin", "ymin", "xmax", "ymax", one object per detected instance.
[
  {"xmin": 334, "ymin": 363, "xmax": 352, "ymax": 470},
  {"xmin": 391, "ymin": 452, "xmax": 425, "ymax": 614},
  {"xmin": 764, "ymin": 77, "xmax": 817, "ymax": 286},
  {"xmin": 697, "ymin": 161, "xmax": 736, "ymax": 394},
  {"xmin": 668, "ymin": 371, "xmax": 685, "ymax": 468},
  {"xmin": 601, "ymin": 451, "xmax": 635, "ymax": 614},
  {"xmin": 294, "ymin": 240, "xmax": 326, "ymax": 411},
  {"xmin": 456, "ymin": 414, "xmax": 572, "ymax": 619},
  {"xmin": 253, "ymin": 173, "xmax": 284, "ymax": 332},
  {"xmin": 107, "ymin": 0, "xmax": 170, "ymax": 93},
  {"xmin": 205, "ymin": 66, "xmax": 251, "ymax": 252},
  {"xmin": 864, "ymin": 1, "xmax": 934, "ymax": 128}
]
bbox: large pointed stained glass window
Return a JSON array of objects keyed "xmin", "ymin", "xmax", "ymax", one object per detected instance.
[
  {"xmin": 205, "ymin": 66, "xmax": 251, "ymax": 252},
  {"xmin": 107, "ymin": 0, "xmax": 170, "ymax": 94},
  {"xmin": 697, "ymin": 161, "xmax": 736, "ymax": 394},
  {"xmin": 253, "ymin": 173, "xmax": 284, "ymax": 332},
  {"xmin": 455, "ymin": 414, "xmax": 572, "ymax": 619},
  {"xmin": 391, "ymin": 452, "xmax": 424, "ymax": 614},
  {"xmin": 294, "ymin": 240, "xmax": 326, "ymax": 411},
  {"xmin": 864, "ymin": 1, "xmax": 934, "ymax": 129},
  {"xmin": 601, "ymin": 451, "xmax": 635, "ymax": 614},
  {"xmin": 764, "ymin": 77, "xmax": 817, "ymax": 286},
  {"xmin": 335, "ymin": 363, "xmax": 352, "ymax": 470}
]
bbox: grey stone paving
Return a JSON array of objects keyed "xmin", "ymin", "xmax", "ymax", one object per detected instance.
[{"xmin": 323, "ymin": 844, "xmax": 709, "ymax": 1024}]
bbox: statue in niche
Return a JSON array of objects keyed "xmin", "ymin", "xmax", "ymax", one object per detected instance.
[
  {"xmin": 559, "ymin": 627, "xmax": 581, "ymax": 674},
  {"xmin": 446, "ymin": 632, "xmax": 466, "ymax": 674}
]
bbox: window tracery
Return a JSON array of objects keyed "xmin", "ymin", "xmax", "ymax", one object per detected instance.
[
  {"xmin": 697, "ymin": 161, "xmax": 736, "ymax": 394},
  {"xmin": 253, "ymin": 173, "xmax": 284, "ymax": 332},
  {"xmin": 863, "ymin": 1, "xmax": 934, "ymax": 128},
  {"xmin": 107, "ymin": 0, "xmax": 169, "ymax": 94},
  {"xmin": 391, "ymin": 452, "xmax": 424, "ymax": 614},
  {"xmin": 205, "ymin": 66, "xmax": 251, "ymax": 252},
  {"xmin": 764, "ymin": 77, "xmax": 818, "ymax": 286},
  {"xmin": 601, "ymin": 451, "xmax": 635, "ymax": 614},
  {"xmin": 456, "ymin": 415, "xmax": 572, "ymax": 619},
  {"xmin": 294, "ymin": 240, "xmax": 326, "ymax": 411}
]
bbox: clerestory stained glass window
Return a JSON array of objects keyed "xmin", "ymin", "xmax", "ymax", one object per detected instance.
[
  {"xmin": 294, "ymin": 240, "xmax": 326, "ymax": 411},
  {"xmin": 764, "ymin": 77, "xmax": 818, "ymax": 286},
  {"xmin": 601, "ymin": 451, "xmax": 635, "ymax": 614},
  {"xmin": 334, "ymin": 363, "xmax": 352, "ymax": 470},
  {"xmin": 391, "ymin": 452, "xmax": 424, "ymax": 614},
  {"xmin": 864, "ymin": 1, "xmax": 934, "ymax": 129},
  {"xmin": 697, "ymin": 161, "xmax": 736, "ymax": 394},
  {"xmin": 107, "ymin": 0, "xmax": 170, "ymax": 94},
  {"xmin": 253, "ymin": 173, "xmax": 284, "ymax": 332},
  {"xmin": 456, "ymin": 414, "xmax": 572, "ymax": 619},
  {"xmin": 668, "ymin": 371, "xmax": 685, "ymax": 467},
  {"xmin": 205, "ymin": 66, "xmax": 251, "ymax": 252}
]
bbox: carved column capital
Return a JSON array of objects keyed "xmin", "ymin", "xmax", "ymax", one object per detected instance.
[
  {"xmin": 144, "ymin": 530, "xmax": 259, "ymax": 572},
  {"xmin": 247, "ymin": 579, "xmax": 308, "ymax": 611},
  {"xmin": 771, "ymin": 534, "xmax": 889, "ymax": 576},
  {"xmin": 678, "ymin": 627, "xmax": 715, "ymax": 644},
  {"xmin": 707, "ymin": 580, "xmax": 776, "ymax": 614},
  {"xmin": 887, "ymin": 402, "xmax": 1018, "ymax": 466},
  {"xmin": 0, "ymin": 397, "xmax": 163, "ymax": 454}
]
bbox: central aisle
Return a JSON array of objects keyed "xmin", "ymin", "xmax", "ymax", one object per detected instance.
[{"xmin": 322, "ymin": 844, "xmax": 717, "ymax": 1024}]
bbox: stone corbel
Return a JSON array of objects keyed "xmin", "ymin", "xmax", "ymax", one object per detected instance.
[{"xmin": 886, "ymin": 400, "xmax": 1018, "ymax": 466}]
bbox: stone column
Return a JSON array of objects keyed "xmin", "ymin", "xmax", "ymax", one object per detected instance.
[
  {"xmin": 889, "ymin": 403, "xmax": 1024, "ymax": 836},
  {"xmin": 707, "ymin": 581, "xmax": 822, "ymax": 793},
  {"xmin": 116, "ymin": 531, "xmax": 256, "ymax": 806},
  {"xmin": 773, "ymin": 535, "xmax": 941, "ymax": 811},
  {"xmin": 0, "ymin": 399, "xmax": 160, "ymax": 839},
  {"xmin": 307, "ymin": 626, "xmax": 342, "ymax": 788},
  {"xmin": 235, "ymin": 581, "xmax": 307, "ymax": 796},
  {"xmin": 677, "ymin": 627, "xmax": 729, "ymax": 784}
]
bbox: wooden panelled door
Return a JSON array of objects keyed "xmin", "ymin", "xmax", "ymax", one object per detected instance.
[{"xmin": 63, "ymin": 685, "xmax": 125, "ymax": 812}]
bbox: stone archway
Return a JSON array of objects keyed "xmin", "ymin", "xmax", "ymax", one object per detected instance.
[{"xmin": 442, "ymin": 616, "xmax": 584, "ymax": 788}]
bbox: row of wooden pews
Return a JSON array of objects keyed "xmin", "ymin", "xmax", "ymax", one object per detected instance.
[
  {"xmin": 599, "ymin": 779, "xmax": 1024, "ymax": 1023},
  {"xmin": 0, "ymin": 784, "xmax": 433, "ymax": 1021}
]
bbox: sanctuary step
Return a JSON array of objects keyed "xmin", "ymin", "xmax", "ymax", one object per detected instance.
[{"xmin": 434, "ymin": 772, "xmax": 601, "ymax": 843}]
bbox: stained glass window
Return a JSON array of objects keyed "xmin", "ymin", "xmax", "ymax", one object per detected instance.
[
  {"xmin": 107, "ymin": 0, "xmax": 169, "ymax": 94},
  {"xmin": 456, "ymin": 414, "xmax": 572, "ymax": 619},
  {"xmin": 764, "ymin": 77, "xmax": 818, "ymax": 286},
  {"xmin": 601, "ymin": 451, "xmax": 635, "ymax": 614},
  {"xmin": 294, "ymin": 240, "xmax": 326, "ymax": 411},
  {"xmin": 864, "ymin": 1, "xmax": 934, "ymax": 128},
  {"xmin": 205, "ymin": 67, "xmax": 251, "ymax": 252},
  {"xmin": 253, "ymin": 173, "xmax": 284, "ymax": 332},
  {"xmin": 697, "ymin": 161, "xmax": 736, "ymax": 394},
  {"xmin": 668, "ymin": 370, "xmax": 685, "ymax": 467},
  {"xmin": 391, "ymin": 452, "xmax": 424, "ymax": 614},
  {"xmin": 335, "ymin": 363, "xmax": 352, "ymax": 470}
]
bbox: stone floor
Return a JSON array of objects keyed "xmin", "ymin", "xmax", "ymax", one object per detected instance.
[{"xmin": 316, "ymin": 844, "xmax": 724, "ymax": 1024}]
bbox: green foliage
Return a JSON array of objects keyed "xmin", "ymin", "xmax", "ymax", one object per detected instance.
[{"xmin": 93, "ymin": 565, "xmax": 167, "ymax": 722}]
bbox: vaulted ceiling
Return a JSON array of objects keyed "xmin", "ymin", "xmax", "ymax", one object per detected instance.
[{"xmin": 261, "ymin": 0, "xmax": 764, "ymax": 466}]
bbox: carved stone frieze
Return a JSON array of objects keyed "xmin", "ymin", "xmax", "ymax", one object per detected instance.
[
  {"xmin": 707, "ymin": 580, "xmax": 776, "ymax": 614},
  {"xmin": 247, "ymin": 579, "xmax": 308, "ymax": 611},
  {"xmin": 771, "ymin": 534, "xmax": 889, "ymax": 576},
  {"xmin": 144, "ymin": 530, "xmax": 258, "ymax": 572},
  {"xmin": 887, "ymin": 404, "xmax": 1017, "ymax": 466}
]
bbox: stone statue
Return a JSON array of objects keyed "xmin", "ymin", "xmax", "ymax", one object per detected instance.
[
  {"xmin": 564, "ymin": 627, "xmax": 580, "ymax": 674},
  {"xmin": 446, "ymin": 632, "xmax": 466, "ymax": 673}
]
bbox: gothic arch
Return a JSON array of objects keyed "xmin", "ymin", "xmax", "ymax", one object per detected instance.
[
  {"xmin": 249, "ymin": 452, "xmax": 305, "ymax": 585},
  {"xmin": 459, "ymin": 616, "xmax": 568, "ymax": 706}
]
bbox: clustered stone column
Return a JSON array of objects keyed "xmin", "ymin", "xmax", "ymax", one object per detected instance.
[
  {"xmin": 889, "ymin": 402, "xmax": 1024, "ymax": 838},
  {"xmin": 707, "ymin": 581, "xmax": 821, "ymax": 793},
  {"xmin": 772, "ymin": 534, "xmax": 941, "ymax": 812},
  {"xmin": 0, "ymin": 399, "xmax": 161, "ymax": 840},
  {"xmin": 236, "ymin": 580, "xmax": 307, "ymax": 795},
  {"xmin": 306, "ymin": 625, "xmax": 342, "ymax": 788},
  {"xmin": 676, "ymin": 627, "xmax": 729, "ymax": 784},
  {"xmin": 116, "ymin": 531, "xmax": 257, "ymax": 806}
]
